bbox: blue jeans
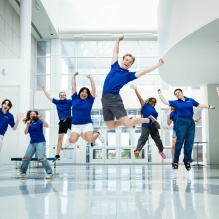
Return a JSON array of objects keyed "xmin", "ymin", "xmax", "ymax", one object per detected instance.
[
  {"xmin": 174, "ymin": 117, "xmax": 195, "ymax": 163},
  {"xmin": 20, "ymin": 142, "xmax": 52, "ymax": 174}
]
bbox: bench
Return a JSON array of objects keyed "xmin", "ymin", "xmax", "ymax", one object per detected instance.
[{"xmin": 11, "ymin": 157, "xmax": 56, "ymax": 169}]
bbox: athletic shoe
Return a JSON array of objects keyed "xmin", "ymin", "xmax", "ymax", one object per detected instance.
[
  {"xmin": 97, "ymin": 129, "xmax": 104, "ymax": 143},
  {"xmin": 91, "ymin": 142, "xmax": 98, "ymax": 147},
  {"xmin": 64, "ymin": 139, "xmax": 71, "ymax": 149},
  {"xmin": 19, "ymin": 172, "xmax": 26, "ymax": 179},
  {"xmin": 46, "ymin": 173, "xmax": 53, "ymax": 179},
  {"xmin": 52, "ymin": 155, "xmax": 60, "ymax": 163},
  {"xmin": 148, "ymin": 115, "xmax": 160, "ymax": 129},
  {"xmin": 134, "ymin": 150, "xmax": 140, "ymax": 158},
  {"xmin": 159, "ymin": 151, "xmax": 166, "ymax": 159}
]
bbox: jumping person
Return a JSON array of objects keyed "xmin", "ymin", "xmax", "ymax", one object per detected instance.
[
  {"xmin": 101, "ymin": 36, "xmax": 164, "ymax": 130},
  {"xmin": 166, "ymin": 107, "xmax": 201, "ymax": 168},
  {"xmin": 64, "ymin": 72, "xmax": 104, "ymax": 148},
  {"xmin": 130, "ymin": 85, "xmax": 166, "ymax": 159},
  {"xmin": 158, "ymin": 88, "xmax": 215, "ymax": 171},
  {"xmin": 0, "ymin": 99, "xmax": 23, "ymax": 152},
  {"xmin": 19, "ymin": 110, "xmax": 53, "ymax": 179},
  {"xmin": 39, "ymin": 83, "xmax": 72, "ymax": 163}
]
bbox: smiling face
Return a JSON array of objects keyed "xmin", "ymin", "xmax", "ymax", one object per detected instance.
[
  {"xmin": 29, "ymin": 111, "xmax": 38, "ymax": 121},
  {"xmin": 121, "ymin": 55, "xmax": 135, "ymax": 70},
  {"xmin": 148, "ymin": 98, "xmax": 157, "ymax": 107},
  {"xmin": 174, "ymin": 89, "xmax": 184, "ymax": 100},
  {"xmin": 79, "ymin": 89, "xmax": 89, "ymax": 100},
  {"xmin": 1, "ymin": 100, "xmax": 12, "ymax": 113},
  {"xmin": 59, "ymin": 92, "xmax": 66, "ymax": 100}
]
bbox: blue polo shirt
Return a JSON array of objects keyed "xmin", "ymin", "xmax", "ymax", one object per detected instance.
[
  {"xmin": 28, "ymin": 119, "xmax": 45, "ymax": 143},
  {"xmin": 142, "ymin": 104, "xmax": 158, "ymax": 127},
  {"xmin": 71, "ymin": 92, "xmax": 94, "ymax": 125},
  {"xmin": 52, "ymin": 98, "xmax": 72, "ymax": 120},
  {"xmin": 170, "ymin": 111, "xmax": 178, "ymax": 131},
  {"xmin": 103, "ymin": 61, "xmax": 137, "ymax": 94},
  {"xmin": 0, "ymin": 108, "xmax": 15, "ymax": 136},
  {"xmin": 169, "ymin": 96, "xmax": 199, "ymax": 117}
]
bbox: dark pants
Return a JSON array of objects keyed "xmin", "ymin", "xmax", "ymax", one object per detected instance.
[
  {"xmin": 174, "ymin": 117, "xmax": 195, "ymax": 163},
  {"xmin": 136, "ymin": 126, "xmax": 164, "ymax": 152}
]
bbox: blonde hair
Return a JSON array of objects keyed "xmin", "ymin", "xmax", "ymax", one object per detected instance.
[{"xmin": 123, "ymin": 53, "xmax": 135, "ymax": 64}]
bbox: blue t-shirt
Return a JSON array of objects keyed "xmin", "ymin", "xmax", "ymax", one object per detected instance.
[
  {"xmin": 52, "ymin": 98, "xmax": 72, "ymax": 120},
  {"xmin": 169, "ymin": 97, "xmax": 199, "ymax": 117},
  {"xmin": 0, "ymin": 108, "xmax": 15, "ymax": 136},
  {"xmin": 71, "ymin": 92, "xmax": 94, "ymax": 125},
  {"xmin": 28, "ymin": 119, "xmax": 45, "ymax": 143},
  {"xmin": 142, "ymin": 104, "xmax": 158, "ymax": 127},
  {"xmin": 170, "ymin": 111, "xmax": 178, "ymax": 131},
  {"xmin": 102, "ymin": 61, "xmax": 137, "ymax": 94}
]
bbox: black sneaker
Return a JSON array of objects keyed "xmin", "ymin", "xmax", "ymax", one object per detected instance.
[
  {"xmin": 148, "ymin": 115, "xmax": 160, "ymax": 129},
  {"xmin": 52, "ymin": 155, "xmax": 60, "ymax": 163}
]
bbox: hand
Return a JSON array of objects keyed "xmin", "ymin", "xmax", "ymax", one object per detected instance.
[
  {"xmin": 159, "ymin": 58, "xmax": 164, "ymax": 65},
  {"xmin": 73, "ymin": 71, "xmax": 78, "ymax": 76},
  {"xmin": 38, "ymin": 114, "xmax": 43, "ymax": 120},
  {"xmin": 118, "ymin": 36, "xmax": 124, "ymax": 41},
  {"xmin": 165, "ymin": 110, "xmax": 170, "ymax": 117},
  {"xmin": 130, "ymin": 84, "xmax": 137, "ymax": 90},
  {"xmin": 39, "ymin": 82, "xmax": 44, "ymax": 89},
  {"xmin": 86, "ymin": 74, "xmax": 92, "ymax": 79},
  {"xmin": 209, "ymin": 105, "xmax": 215, "ymax": 110},
  {"xmin": 26, "ymin": 120, "xmax": 31, "ymax": 125},
  {"xmin": 17, "ymin": 113, "xmax": 24, "ymax": 120},
  {"xmin": 158, "ymin": 89, "xmax": 161, "ymax": 94}
]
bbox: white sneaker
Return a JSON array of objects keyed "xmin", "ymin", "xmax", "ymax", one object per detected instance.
[
  {"xmin": 97, "ymin": 129, "xmax": 104, "ymax": 143},
  {"xmin": 46, "ymin": 173, "xmax": 53, "ymax": 179},
  {"xmin": 148, "ymin": 115, "xmax": 160, "ymax": 129},
  {"xmin": 18, "ymin": 173, "xmax": 26, "ymax": 179},
  {"xmin": 64, "ymin": 139, "xmax": 70, "ymax": 149}
]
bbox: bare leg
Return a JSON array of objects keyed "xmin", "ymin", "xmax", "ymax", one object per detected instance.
[
  {"xmin": 56, "ymin": 133, "xmax": 64, "ymax": 155},
  {"xmin": 83, "ymin": 131, "xmax": 99, "ymax": 143}
]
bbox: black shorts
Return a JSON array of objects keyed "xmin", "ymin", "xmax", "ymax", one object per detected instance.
[
  {"xmin": 58, "ymin": 118, "xmax": 72, "ymax": 134},
  {"xmin": 101, "ymin": 93, "xmax": 127, "ymax": 121}
]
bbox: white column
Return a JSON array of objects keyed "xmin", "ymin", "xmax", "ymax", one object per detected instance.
[
  {"xmin": 206, "ymin": 84, "xmax": 219, "ymax": 165},
  {"xmin": 18, "ymin": 0, "xmax": 32, "ymax": 155}
]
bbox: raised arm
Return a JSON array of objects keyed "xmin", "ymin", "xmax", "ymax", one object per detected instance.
[
  {"xmin": 135, "ymin": 59, "xmax": 164, "ymax": 78},
  {"xmin": 39, "ymin": 83, "xmax": 52, "ymax": 101},
  {"xmin": 38, "ymin": 114, "xmax": 49, "ymax": 128},
  {"xmin": 86, "ymin": 75, "xmax": 96, "ymax": 97},
  {"xmin": 111, "ymin": 36, "xmax": 124, "ymax": 65},
  {"xmin": 130, "ymin": 84, "xmax": 145, "ymax": 107},
  {"xmin": 12, "ymin": 113, "xmax": 24, "ymax": 130},
  {"xmin": 72, "ymin": 72, "xmax": 78, "ymax": 95},
  {"xmin": 157, "ymin": 89, "xmax": 170, "ymax": 106},
  {"xmin": 24, "ymin": 120, "xmax": 30, "ymax": 134}
]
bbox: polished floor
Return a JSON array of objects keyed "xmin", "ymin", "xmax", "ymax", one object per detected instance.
[{"xmin": 0, "ymin": 163, "xmax": 219, "ymax": 219}]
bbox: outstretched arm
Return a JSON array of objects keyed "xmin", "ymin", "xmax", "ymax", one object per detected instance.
[
  {"xmin": 197, "ymin": 103, "xmax": 215, "ymax": 110},
  {"xmin": 39, "ymin": 83, "xmax": 52, "ymax": 101},
  {"xmin": 135, "ymin": 59, "xmax": 164, "ymax": 78},
  {"xmin": 72, "ymin": 72, "xmax": 78, "ymax": 95},
  {"xmin": 12, "ymin": 113, "xmax": 24, "ymax": 130},
  {"xmin": 217, "ymin": 87, "xmax": 219, "ymax": 96},
  {"xmin": 111, "ymin": 36, "xmax": 124, "ymax": 65},
  {"xmin": 86, "ymin": 75, "xmax": 96, "ymax": 97},
  {"xmin": 157, "ymin": 89, "xmax": 170, "ymax": 106},
  {"xmin": 130, "ymin": 84, "xmax": 145, "ymax": 107}
]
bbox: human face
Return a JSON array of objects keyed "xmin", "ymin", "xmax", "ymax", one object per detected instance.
[
  {"xmin": 2, "ymin": 101, "xmax": 10, "ymax": 113},
  {"xmin": 30, "ymin": 111, "xmax": 38, "ymax": 121},
  {"xmin": 174, "ymin": 90, "xmax": 184, "ymax": 100},
  {"xmin": 80, "ymin": 89, "xmax": 88, "ymax": 100},
  {"xmin": 59, "ymin": 92, "xmax": 66, "ymax": 100},
  {"xmin": 121, "ymin": 56, "xmax": 134, "ymax": 70},
  {"xmin": 149, "ymin": 99, "xmax": 157, "ymax": 107}
]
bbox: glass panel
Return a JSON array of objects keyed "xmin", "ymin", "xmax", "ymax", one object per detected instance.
[
  {"xmin": 121, "ymin": 149, "xmax": 131, "ymax": 159},
  {"xmin": 61, "ymin": 57, "xmax": 76, "ymax": 74},
  {"xmin": 37, "ymin": 41, "xmax": 51, "ymax": 56},
  {"xmin": 61, "ymin": 74, "xmax": 71, "ymax": 91},
  {"xmin": 107, "ymin": 130, "xmax": 116, "ymax": 146},
  {"xmin": 97, "ymin": 41, "xmax": 114, "ymax": 56},
  {"xmin": 77, "ymin": 57, "xmax": 97, "ymax": 70},
  {"xmin": 139, "ymin": 41, "xmax": 158, "ymax": 56},
  {"xmin": 121, "ymin": 128, "xmax": 131, "ymax": 146},
  {"xmin": 138, "ymin": 57, "xmax": 158, "ymax": 69},
  {"xmin": 77, "ymin": 41, "xmax": 97, "ymax": 57},
  {"xmin": 36, "ymin": 75, "xmax": 50, "ymax": 91},
  {"xmin": 96, "ymin": 57, "xmax": 111, "ymax": 69},
  {"xmin": 93, "ymin": 149, "xmax": 102, "ymax": 159},
  {"xmin": 107, "ymin": 149, "xmax": 116, "ymax": 159},
  {"xmin": 61, "ymin": 41, "xmax": 77, "ymax": 56},
  {"xmin": 37, "ymin": 57, "xmax": 50, "ymax": 74}
]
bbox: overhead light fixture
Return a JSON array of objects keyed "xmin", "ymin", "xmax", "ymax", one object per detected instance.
[
  {"xmin": 48, "ymin": 25, "xmax": 53, "ymax": 36},
  {"xmin": 35, "ymin": 0, "xmax": 40, "ymax": 10}
]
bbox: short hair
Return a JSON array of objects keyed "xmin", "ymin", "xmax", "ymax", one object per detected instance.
[
  {"xmin": 59, "ymin": 92, "xmax": 66, "ymax": 96},
  {"xmin": 174, "ymin": 88, "xmax": 183, "ymax": 95},
  {"xmin": 1, "ymin": 99, "xmax": 12, "ymax": 111},
  {"xmin": 122, "ymin": 53, "xmax": 135, "ymax": 64}
]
